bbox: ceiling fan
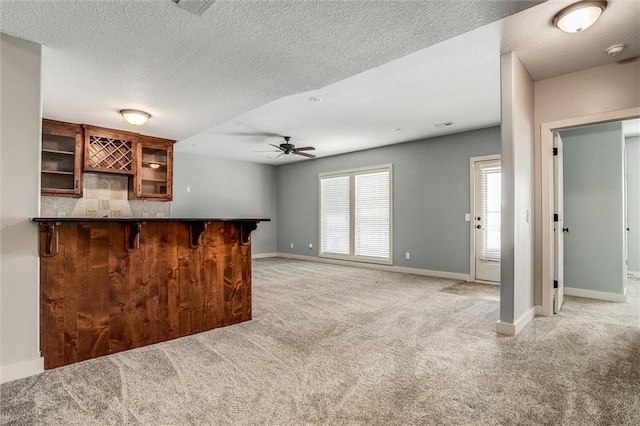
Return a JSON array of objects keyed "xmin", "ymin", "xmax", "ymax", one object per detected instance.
[{"xmin": 269, "ymin": 136, "xmax": 316, "ymax": 159}]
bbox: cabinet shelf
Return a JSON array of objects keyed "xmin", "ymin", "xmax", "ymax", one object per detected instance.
[
  {"xmin": 43, "ymin": 148, "xmax": 75, "ymax": 155},
  {"xmin": 42, "ymin": 170, "xmax": 74, "ymax": 175},
  {"xmin": 142, "ymin": 178, "xmax": 167, "ymax": 183}
]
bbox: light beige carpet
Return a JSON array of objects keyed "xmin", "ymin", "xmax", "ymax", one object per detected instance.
[{"xmin": 1, "ymin": 258, "xmax": 639, "ymax": 425}]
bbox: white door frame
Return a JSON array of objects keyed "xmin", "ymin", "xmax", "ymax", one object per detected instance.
[
  {"xmin": 469, "ymin": 154, "xmax": 501, "ymax": 283},
  {"xmin": 540, "ymin": 107, "xmax": 640, "ymax": 317}
]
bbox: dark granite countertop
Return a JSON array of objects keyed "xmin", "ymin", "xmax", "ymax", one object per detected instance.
[{"xmin": 32, "ymin": 217, "xmax": 270, "ymax": 223}]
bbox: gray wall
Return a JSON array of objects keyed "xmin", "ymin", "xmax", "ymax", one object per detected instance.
[
  {"xmin": 172, "ymin": 152, "xmax": 278, "ymax": 254},
  {"xmin": 277, "ymin": 126, "xmax": 501, "ymax": 274},
  {"xmin": 627, "ymin": 136, "xmax": 640, "ymax": 273},
  {"xmin": 561, "ymin": 122, "xmax": 625, "ymax": 294}
]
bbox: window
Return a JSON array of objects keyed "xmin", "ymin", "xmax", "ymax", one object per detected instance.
[
  {"xmin": 320, "ymin": 164, "xmax": 392, "ymax": 264},
  {"xmin": 479, "ymin": 162, "xmax": 501, "ymax": 262}
]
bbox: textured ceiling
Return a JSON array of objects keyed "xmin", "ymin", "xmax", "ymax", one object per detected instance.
[
  {"xmin": 2, "ymin": 1, "xmax": 637, "ymax": 165},
  {"xmin": 179, "ymin": 0, "xmax": 640, "ymax": 163},
  {"xmin": 0, "ymin": 0, "xmax": 541, "ymax": 146},
  {"xmin": 182, "ymin": 20, "xmax": 506, "ymax": 162}
]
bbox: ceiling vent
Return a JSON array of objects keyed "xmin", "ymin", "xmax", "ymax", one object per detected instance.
[
  {"xmin": 172, "ymin": 0, "xmax": 215, "ymax": 16},
  {"xmin": 434, "ymin": 121, "xmax": 454, "ymax": 128}
]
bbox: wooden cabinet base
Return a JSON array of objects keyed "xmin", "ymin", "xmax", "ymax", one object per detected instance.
[{"xmin": 37, "ymin": 220, "xmax": 257, "ymax": 370}]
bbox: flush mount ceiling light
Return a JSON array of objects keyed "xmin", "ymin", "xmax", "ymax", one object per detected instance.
[
  {"xmin": 552, "ymin": 1, "xmax": 607, "ymax": 33},
  {"xmin": 119, "ymin": 109, "xmax": 151, "ymax": 126}
]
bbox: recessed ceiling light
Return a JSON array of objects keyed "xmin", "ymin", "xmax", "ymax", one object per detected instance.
[
  {"xmin": 552, "ymin": 1, "xmax": 607, "ymax": 33},
  {"xmin": 434, "ymin": 121, "xmax": 454, "ymax": 128},
  {"xmin": 308, "ymin": 97, "xmax": 324, "ymax": 103},
  {"xmin": 393, "ymin": 128, "xmax": 402, "ymax": 132}
]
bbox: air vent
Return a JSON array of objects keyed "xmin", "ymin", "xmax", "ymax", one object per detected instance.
[
  {"xmin": 434, "ymin": 121, "xmax": 454, "ymax": 128},
  {"xmin": 172, "ymin": 0, "xmax": 215, "ymax": 16}
]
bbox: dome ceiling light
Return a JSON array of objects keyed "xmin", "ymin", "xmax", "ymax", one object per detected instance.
[
  {"xmin": 552, "ymin": 1, "xmax": 608, "ymax": 33},
  {"xmin": 120, "ymin": 109, "xmax": 151, "ymax": 126}
]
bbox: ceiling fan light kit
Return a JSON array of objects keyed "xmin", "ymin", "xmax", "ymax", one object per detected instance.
[{"xmin": 552, "ymin": 1, "xmax": 607, "ymax": 33}]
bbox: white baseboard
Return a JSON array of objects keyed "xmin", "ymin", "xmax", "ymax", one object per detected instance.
[
  {"xmin": 1, "ymin": 357, "xmax": 44, "ymax": 384},
  {"xmin": 252, "ymin": 252, "xmax": 278, "ymax": 259},
  {"xmin": 472, "ymin": 279, "xmax": 500, "ymax": 286},
  {"xmin": 276, "ymin": 253, "xmax": 471, "ymax": 281},
  {"xmin": 496, "ymin": 306, "xmax": 536, "ymax": 336},
  {"xmin": 564, "ymin": 287, "xmax": 626, "ymax": 302},
  {"xmin": 628, "ymin": 271, "xmax": 640, "ymax": 279}
]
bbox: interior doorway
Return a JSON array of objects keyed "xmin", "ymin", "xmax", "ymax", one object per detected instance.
[
  {"xmin": 549, "ymin": 117, "xmax": 639, "ymax": 313},
  {"xmin": 540, "ymin": 108, "xmax": 640, "ymax": 316},
  {"xmin": 470, "ymin": 155, "xmax": 501, "ymax": 284}
]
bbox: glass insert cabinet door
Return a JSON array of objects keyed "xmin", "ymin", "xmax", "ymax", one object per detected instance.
[
  {"xmin": 41, "ymin": 119, "xmax": 83, "ymax": 197},
  {"xmin": 134, "ymin": 136, "xmax": 174, "ymax": 200}
]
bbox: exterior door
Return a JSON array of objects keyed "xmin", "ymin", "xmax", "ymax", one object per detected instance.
[
  {"xmin": 553, "ymin": 132, "xmax": 565, "ymax": 314},
  {"xmin": 474, "ymin": 159, "xmax": 501, "ymax": 283}
]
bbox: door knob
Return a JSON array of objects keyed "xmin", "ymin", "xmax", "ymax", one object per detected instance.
[
  {"xmin": 562, "ymin": 227, "xmax": 569, "ymax": 233},
  {"xmin": 476, "ymin": 225, "xmax": 481, "ymax": 229}
]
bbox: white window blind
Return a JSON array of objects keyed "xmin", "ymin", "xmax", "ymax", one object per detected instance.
[
  {"xmin": 320, "ymin": 165, "xmax": 392, "ymax": 263},
  {"xmin": 355, "ymin": 171, "xmax": 390, "ymax": 258},
  {"xmin": 480, "ymin": 163, "xmax": 501, "ymax": 261},
  {"xmin": 320, "ymin": 175, "xmax": 350, "ymax": 255}
]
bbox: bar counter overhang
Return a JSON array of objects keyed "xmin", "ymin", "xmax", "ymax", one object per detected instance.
[{"xmin": 31, "ymin": 217, "xmax": 269, "ymax": 369}]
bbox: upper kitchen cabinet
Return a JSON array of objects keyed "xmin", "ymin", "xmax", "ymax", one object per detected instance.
[
  {"xmin": 83, "ymin": 125, "xmax": 137, "ymax": 175},
  {"xmin": 41, "ymin": 119, "xmax": 83, "ymax": 197},
  {"xmin": 131, "ymin": 135, "xmax": 175, "ymax": 201}
]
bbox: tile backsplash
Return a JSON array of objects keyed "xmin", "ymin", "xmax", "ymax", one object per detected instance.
[{"xmin": 41, "ymin": 173, "xmax": 171, "ymax": 218}]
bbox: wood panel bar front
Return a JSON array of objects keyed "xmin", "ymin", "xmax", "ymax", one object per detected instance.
[{"xmin": 34, "ymin": 218, "xmax": 266, "ymax": 369}]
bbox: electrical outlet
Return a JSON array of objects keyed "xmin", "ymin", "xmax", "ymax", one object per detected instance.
[
  {"xmin": 290, "ymin": 243, "xmax": 294, "ymax": 249},
  {"xmin": 405, "ymin": 252, "xmax": 411, "ymax": 260},
  {"xmin": 186, "ymin": 186, "xmax": 191, "ymax": 193},
  {"xmin": 309, "ymin": 243, "xmax": 313, "ymax": 249}
]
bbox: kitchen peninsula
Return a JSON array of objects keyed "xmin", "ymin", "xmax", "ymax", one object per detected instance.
[{"xmin": 32, "ymin": 217, "xmax": 268, "ymax": 369}]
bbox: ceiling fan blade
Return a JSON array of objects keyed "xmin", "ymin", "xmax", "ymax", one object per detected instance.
[
  {"xmin": 275, "ymin": 152, "xmax": 285, "ymax": 158},
  {"xmin": 252, "ymin": 150, "xmax": 281, "ymax": 153},
  {"xmin": 295, "ymin": 151, "xmax": 316, "ymax": 159},
  {"xmin": 293, "ymin": 146, "xmax": 315, "ymax": 151},
  {"xmin": 269, "ymin": 144, "xmax": 284, "ymax": 151}
]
